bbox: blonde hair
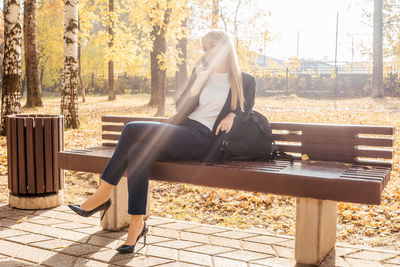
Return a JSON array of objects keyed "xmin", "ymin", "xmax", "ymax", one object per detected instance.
[{"xmin": 202, "ymin": 30, "xmax": 244, "ymax": 111}]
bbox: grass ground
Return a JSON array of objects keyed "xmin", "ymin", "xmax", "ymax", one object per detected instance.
[{"xmin": 1, "ymin": 93, "xmax": 400, "ymax": 250}]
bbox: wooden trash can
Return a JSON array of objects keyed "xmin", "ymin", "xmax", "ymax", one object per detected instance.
[{"xmin": 6, "ymin": 114, "xmax": 65, "ymax": 209}]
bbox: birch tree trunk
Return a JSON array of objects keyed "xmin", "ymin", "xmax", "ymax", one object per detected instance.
[
  {"xmin": 211, "ymin": 0, "xmax": 219, "ymax": 28},
  {"xmin": 61, "ymin": 0, "xmax": 79, "ymax": 128},
  {"xmin": 372, "ymin": 0, "xmax": 383, "ymax": 98},
  {"xmin": 24, "ymin": 0, "xmax": 42, "ymax": 108},
  {"xmin": 0, "ymin": 0, "xmax": 23, "ymax": 135}
]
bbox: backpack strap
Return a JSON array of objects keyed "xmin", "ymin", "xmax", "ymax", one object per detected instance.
[{"xmin": 276, "ymin": 150, "xmax": 295, "ymax": 163}]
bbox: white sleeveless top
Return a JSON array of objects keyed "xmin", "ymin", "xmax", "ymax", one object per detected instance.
[{"xmin": 188, "ymin": 71, "xmax": 230, "ymax": 131}]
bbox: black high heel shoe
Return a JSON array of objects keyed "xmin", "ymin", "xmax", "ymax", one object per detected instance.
[
  {"xmin": 68, "ymin": 199, "xmax": 111, "ymax": 220},
  {"xmin": 116, "ymin": 221, "xmax": 149, "ymax": 254}
]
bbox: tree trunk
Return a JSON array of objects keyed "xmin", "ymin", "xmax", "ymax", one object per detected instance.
[
  {"xmin": 149, "ymin": 0, "xmax": 171, "ymax": 116},
  {"xmin": 61, "ymin": 0, "xmax": 79, "ymax": 129},
  {"xmin": 174, "ymin": 18, "xmax": 187, "ymax": 98},
  {"xmin": 24, "ymin": 0, "xmax": 42, "ymax": 108},
  {"xmin": 0, "ymin": 0, "xmax": 23, "ymax": 135},
  {"xmin": 372, "ymin": 0, "xmax": 383, "ymax": 98},
  {"xmin": 108, "ymin": 0, "xmax": 115, "ymax": 100},
  {"xmin": 39, "ymin": 66, "xmax": 44, "ymax": 91},
  {"xmin": 149, "ymin": 26, "xmax": 166, "ymax": 115},
  {"xmin": 211, "ymin": 0, "xmax": 219, "ymax": 28}
]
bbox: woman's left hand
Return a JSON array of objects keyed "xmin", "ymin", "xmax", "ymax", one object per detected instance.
[{"xmin": 216, "ymin": 112, "xmax": 236, "ymax": 135}]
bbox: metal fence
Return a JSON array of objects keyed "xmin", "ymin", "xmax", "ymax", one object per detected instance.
[{"xmin": 61, "ymin": 67, "xmax": 400, "ymax": 98}]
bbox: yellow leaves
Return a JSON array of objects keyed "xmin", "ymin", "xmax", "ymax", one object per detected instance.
[
  {"xmin": 363, "ymin": 166, "xmax": 374, "ymax": 170},
  {"xmin": 301, "ymin": 154, "xmax": 310, "ymax": 161},
  {"xmin": 16, "ymin": 216, "xmax": 28, "ymax": 224},
  {"xmin": 341, "ymin": 210, "xmax": 353, "ymax": 220}
]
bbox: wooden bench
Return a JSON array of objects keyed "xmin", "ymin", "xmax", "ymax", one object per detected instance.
[{"xmin": 58, "ymin": 115, "xmax": 394, "ymax": 265}]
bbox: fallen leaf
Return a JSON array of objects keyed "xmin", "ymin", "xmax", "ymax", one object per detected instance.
[
  {"xmin": 301, "ymin": 154, "xmax": 310, "ymax": 161},
  {"xmin": 17, "ymin": 216, "xmax": 27, "ymax": 223}
]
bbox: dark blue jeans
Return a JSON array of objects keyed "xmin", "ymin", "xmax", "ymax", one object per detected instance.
[{"xmin": 100, "ymin": 118, "xmax": 213, "ymax": 215}]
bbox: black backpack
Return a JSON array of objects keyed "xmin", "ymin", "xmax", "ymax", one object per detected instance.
[
  {"xmin": 221, "ymin": 110, "xmax": 278, "ymax": 161},
  {"xmin": 204, "ymin": 110, "xmax": 293, "ymax": 164}
]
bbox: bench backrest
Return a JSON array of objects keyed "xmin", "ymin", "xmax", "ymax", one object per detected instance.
[{"xmin": 101, "ymin": 116, "xmax": 394, "ymax": 168}]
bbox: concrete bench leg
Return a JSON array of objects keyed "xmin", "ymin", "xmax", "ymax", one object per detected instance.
[
  {"xmin": 100, "ymin": 176, "xmax": 151, "ymax": 231},
  {"xmin": 295, "ymin": 197, "xmax": 337, "ymax": 265}
]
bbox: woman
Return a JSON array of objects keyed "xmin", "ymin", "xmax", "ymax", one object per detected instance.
[{"xmin": 68, "ymin": 30, "xmax": 256, "ymax": 254}]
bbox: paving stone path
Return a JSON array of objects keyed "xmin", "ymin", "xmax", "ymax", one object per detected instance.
[{"xmin": 0, "ymin": 204, "xmax": 399, "ymax": 266}]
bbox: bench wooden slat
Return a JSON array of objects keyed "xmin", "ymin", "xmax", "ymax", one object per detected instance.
[
  {"xmin": 270, "ymin": 122, "xmax": 394, "ymax": 135},
  {"xmin": 103, "ymin": 131, "xmax": 394, "ymax": 148},
  {"xmin": 102, "ymin": 133, "xmax": 121, "ymax": 141},
  {"xmin": 102, "ymin": 124, "xmax": 124, "ymax": 132},
  {"xmin": 355, "ymin": 158, "xmax": 392, "ymax": 168},
  {"xmin": 273, "ymin": 133, "xmax": 393, "ymax": 147},
  {"xmin": 101, "ymin": 116, "xmax": 394, "ymax": 135},
  {"xmin": 102, "ymin": 116, "xmax": 169, "ymax": 123}
]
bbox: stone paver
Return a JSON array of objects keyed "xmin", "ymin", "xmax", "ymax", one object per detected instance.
[
  {"xmin": 30, "ymin": 238, "xmax": 76, "ymax": 251},
  {"xmin": 158, "ymin": 221, "xmax": 198, "ymax": 231},
  {"xmin": 73, "ymin": 257, "xmax": 114, "ymax": 267},
  {"xmin": 179, "ymin": 231, "xmax": 210, "ymax": 244},
  {"xmin": 14, "ymin": 245, "xmax": 56, "ymax": 264},
  {"xmin": 5, "ymin": 233, "xmax": 53, "ymax": 244},
  {"xmin": 211, "ymin": 230, "xmax": 258, "ymax": 239},
  {"xmin": 250, "ymin": 256, "xmax": 297, "ymax": 266},
  {"xmin": 272, "ymin": 244, "xmax": 295, "ymax": 259},
  {"xmin": 386, "ymin": 256, "xmax": 400, "ymax": 265},
  {"xmin": 146, "ymin": 244, "xmax": 179, "ymax": 260},
  {"xmin": 345, "ymin": 257, "xmax": 384, "ymax": 266},
  {"xmin": 185, "ymin": 244, "xmax": 235, "ymax": 255},
  {"xmin": 216, "ymin": 249, "xmax": 269, "ymax": 262},
  {"xmin": 56, "ymin": 243, "xmax": 107, "ymax": 257},
  {"xmin": 157, "ymin": 239, "xmax": 203, "ymax": 249},
  {"xmin": 0, "ymin": 258, "xmax": 37, "ymax": 266},
  {"xmin": 213, "ymin": 256, "xmax": 247, "ymax": 267},
  {"xmin": 243, "ymin": 234, "xmax": 292, "ymax": 245},
  {"xmin": 209, "ymin": 235, "xmax": 242, "ymax": 248},
  {"xmin": 41, "ymin": 252, "xmax": 78, "ymax": 267},
  {"xmin": 0, "ymin": 227, "xmax": 27, "ymax": 238},
  {"xmin": 0, "ymin": 239, "xmax": 24, "ymax": 257},
  {"xmin": 83, "ymin": 248, "xmax": 138, "ymax": 263},
  {"xmin": 180, "ymin": 250, "xmax": 213, "ymax": 266},
  {"xmin": 1, "ymin": 204, "xmax": 400, "ymax": 267},
  {"xmin": 113, "ymin": 255, "xmax": 171, "ymax": 266},
  {"xmin": 242, "ymin": 240, "xmax": 276, "ymax": 255},
  {"xmin": 347, "ymin": 250, "xmax": 397, "ymax": 261},
  {"xmin": 161, "ymin": 262, "xmax": 204, "ymax": 267},
  {"xmin": 86, "ymin": 234, "xmax": 120, "ymax": 249}
]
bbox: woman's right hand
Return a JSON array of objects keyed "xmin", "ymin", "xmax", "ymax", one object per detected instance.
[{"xmin": 194, "ymin": 56, "xmax": 206, "ymax": 75}]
